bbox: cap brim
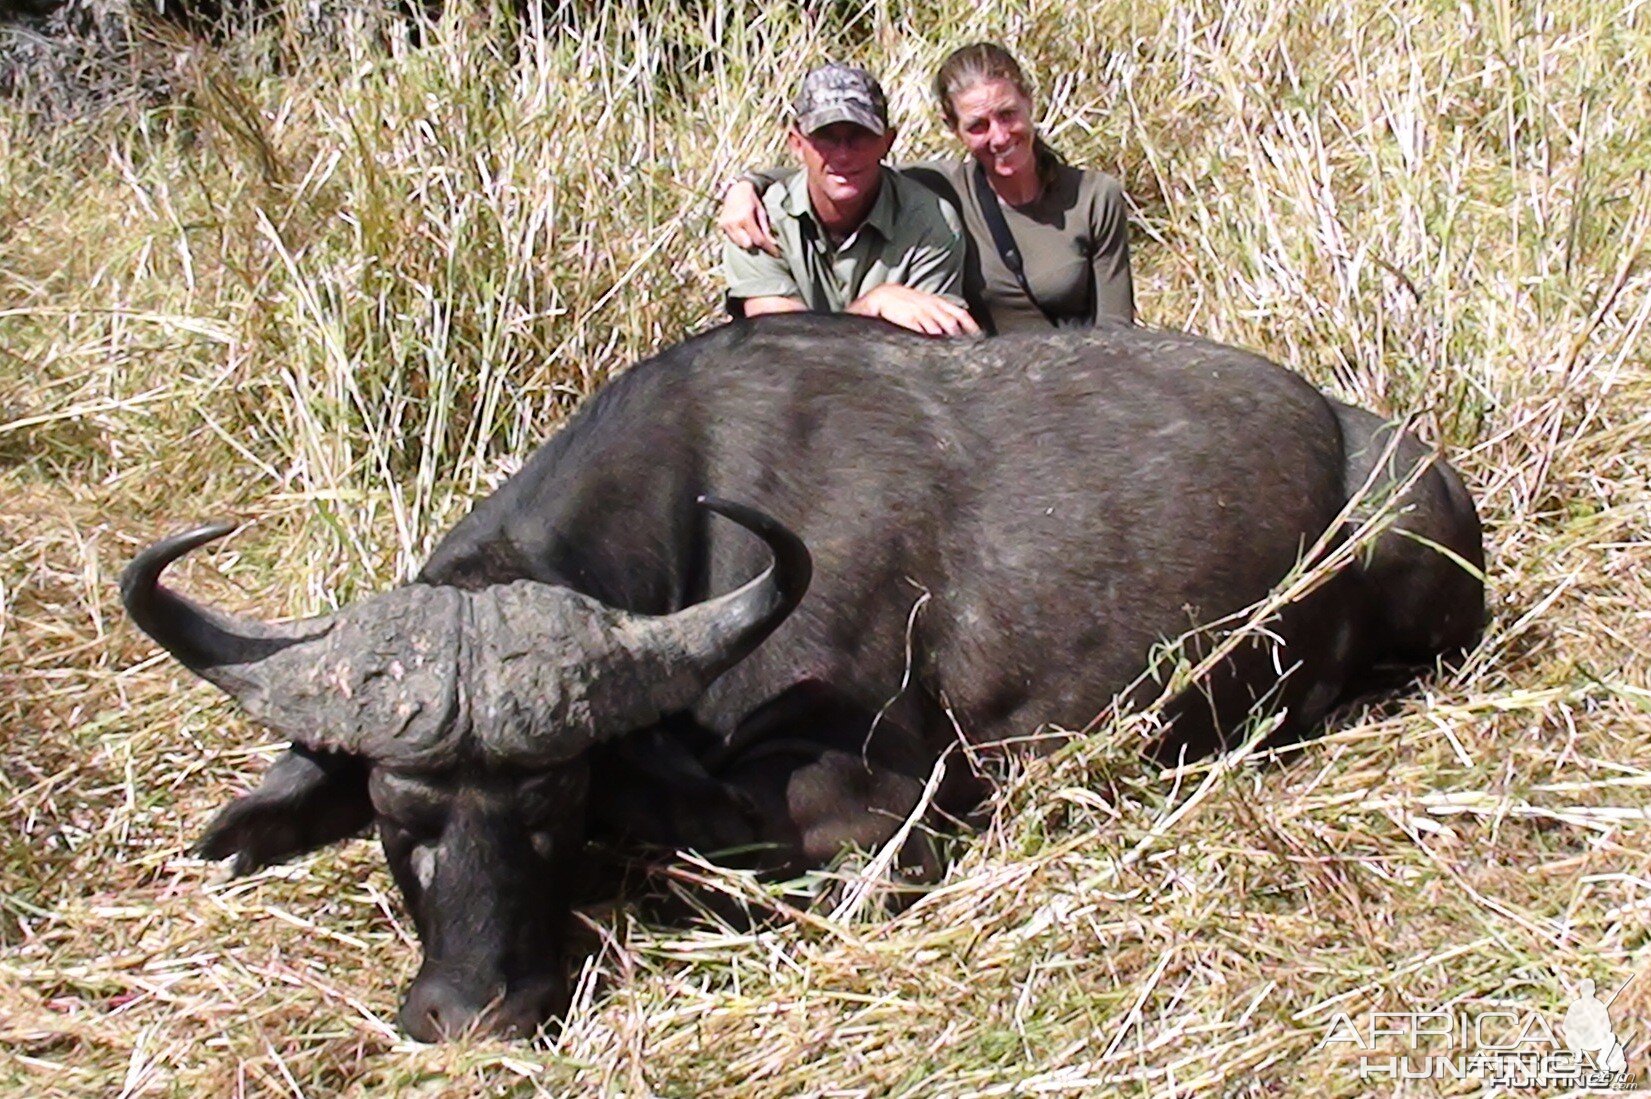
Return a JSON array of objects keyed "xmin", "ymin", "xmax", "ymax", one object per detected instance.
[{"xmin": 796, "ymin": 105, "xmax": 886, "ymax": 137}]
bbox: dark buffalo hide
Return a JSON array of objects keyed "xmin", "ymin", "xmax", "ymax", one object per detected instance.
[{"xmin": 124, "ymin": 315, "xmax": 1485, "ymax": 1040}]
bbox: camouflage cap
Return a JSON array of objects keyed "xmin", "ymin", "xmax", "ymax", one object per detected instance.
[{"xmin": 791, "ymin": 62, "xmax": 889, "ymax": 136}]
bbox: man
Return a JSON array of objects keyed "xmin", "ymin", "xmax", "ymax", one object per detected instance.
[{"xmin": 723, "ymin": 63, "xmax": 980, "ymax": 337}]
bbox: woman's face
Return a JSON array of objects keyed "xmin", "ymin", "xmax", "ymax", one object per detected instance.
[{"xmin": 949, "ymin": 77, "xmax": 1038, "ymax": 182}]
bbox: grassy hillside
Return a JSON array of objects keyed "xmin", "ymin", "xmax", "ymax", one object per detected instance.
[{"xmin": 3, "ymin": 0, "xmax": 1648, "ymax": 1093}]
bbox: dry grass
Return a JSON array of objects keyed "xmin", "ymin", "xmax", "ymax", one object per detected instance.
[{"xmin": 4, "ymin": 0, "xmax": 1650, "ymax": 1094}]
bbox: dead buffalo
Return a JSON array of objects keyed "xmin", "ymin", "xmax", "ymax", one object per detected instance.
[{"xmin": 122, "ymin": 315, "xmax": 1484, "ymax": 1041}]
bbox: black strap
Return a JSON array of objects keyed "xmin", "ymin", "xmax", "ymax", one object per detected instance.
[{"xmin": 971, "ymin": 162, "xmax": 1060, "ymax": 326}]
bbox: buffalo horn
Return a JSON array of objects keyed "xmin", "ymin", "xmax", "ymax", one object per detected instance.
[
  {"xmin": 120, "ymin": 522, "xmax": 341, "ymax": 702},
  {"xmin": 123, "ymin": 523, "xmax": 467, "ymax": 762},
  {"xmin": 475, "ymin": 495, "xmax": 812, "ymax": 757},
  {"xmin": 614, "ymin": 494, "xmax": 812, "ymax": 706},
  {"xmin": 124, "ymin": 498, "xmax": 812, "ymax": 765}
]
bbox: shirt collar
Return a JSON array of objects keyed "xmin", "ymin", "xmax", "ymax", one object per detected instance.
[{"xmin": 782, "ymin": 167, "xmax": 897, "ymax": 243}]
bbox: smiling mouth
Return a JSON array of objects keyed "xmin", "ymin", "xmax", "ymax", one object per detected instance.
[{"xmin": 985, "ymin": 146, "xmax": 1027, "ymax": 170}]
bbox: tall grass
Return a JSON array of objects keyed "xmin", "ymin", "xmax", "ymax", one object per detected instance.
[{"xmin": 3, "ymin": 0, "xmax": 1649, "ymax": 1093}]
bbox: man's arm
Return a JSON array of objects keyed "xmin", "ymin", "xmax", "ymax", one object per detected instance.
[
  {"xmin": 722, "ymin": 203, "xmax": 804, "ymax": 314},
  {"xmin": 845, "ymin": 285, "xmax": 977, "ymax": 336},
  {"xmin": 742, "ymin": 296, "xmax": 809, "ymax": 317},
  {"xmin": 846, "ymin": 192, "xmax": 977, "ymax": 337},
  {"xmin": 895, "ymin": 208, "xmax": 970, "ymax": 306}
]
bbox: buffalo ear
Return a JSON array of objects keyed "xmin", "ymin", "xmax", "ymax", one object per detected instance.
[{"xmin": 196, "ymin": 746, "xmax": 373, "ymax": 876}]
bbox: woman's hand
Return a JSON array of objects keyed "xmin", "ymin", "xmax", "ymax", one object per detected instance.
[{"xmin": 717, "ymin": 180, "xmax": 780, "ymax": 256}]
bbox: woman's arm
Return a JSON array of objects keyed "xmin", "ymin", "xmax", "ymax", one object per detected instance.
[
  {"xmin": 1089, "ymin": 174, "xmax": 1136, "ymax": 325},
  {"xmin": 717, "ymin": 168, "xmax": 795, "ymax": 257},
  {"xmin": 717, "ymin": 160, "xmax": 962, "ymax": 256}
]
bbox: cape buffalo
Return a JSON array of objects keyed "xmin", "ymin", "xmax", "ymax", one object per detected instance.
[{"xmin": 122, "ymin": 315, "xmax": 1484, "ymax": 1041}]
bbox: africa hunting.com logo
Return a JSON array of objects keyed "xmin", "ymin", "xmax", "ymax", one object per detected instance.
[{"xmin": 1319, "ymin": 975, "xmax": 1637, "ymax": 1089}]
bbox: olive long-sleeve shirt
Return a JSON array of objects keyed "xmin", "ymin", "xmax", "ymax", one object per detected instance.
[{"xmin": 742, "ymin": 157, "xmax": 1135, "ymax": 334}]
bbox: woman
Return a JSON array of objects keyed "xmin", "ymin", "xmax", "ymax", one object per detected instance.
[{"xmin": 719, "ymin": 43, "xmax": 1136, "ymax": 334}]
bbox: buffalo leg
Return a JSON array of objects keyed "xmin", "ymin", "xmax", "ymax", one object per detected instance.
[
  {"xmin": 1147, "ymin": 570, "xmax": 1370, "ymax": 764},
  {"xmin": 714, "ymin": 682, "xmax": 944, "ymax": 886}
]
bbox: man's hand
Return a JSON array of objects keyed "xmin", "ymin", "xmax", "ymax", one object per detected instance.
[
  {"xmin": 846, "ymin": 285, "xmax": 981, "ymax": 337},
  {"xmin": 718, "ymin": 180, "xmax": 780, "ymax": 257}
]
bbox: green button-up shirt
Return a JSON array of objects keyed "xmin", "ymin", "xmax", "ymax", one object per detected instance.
[{"xmin": 723, "ymin": 167, "xmax": 968, "ymax": 312}]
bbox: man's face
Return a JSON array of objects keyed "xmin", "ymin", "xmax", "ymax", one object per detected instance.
[{"xmin": 788, "ymin": 122, "xmax": 896, "ymax": 209}]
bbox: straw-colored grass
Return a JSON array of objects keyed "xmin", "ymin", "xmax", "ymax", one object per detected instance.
[{"xmin": 4, "ymin": 0, "xmax": 1649, "ymax": 1093}]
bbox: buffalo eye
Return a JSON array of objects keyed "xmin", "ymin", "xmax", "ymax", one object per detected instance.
[
  {"xmin": 380, "ymin": 809, "xmax": 443, "ymax": 844},
  {"xmin": 514, "ymin": 770, "xmax": 579, "ymax": 861},
  {"xmin": 368, "ymin": 769, "xmax": 449, "ymax": 841}
]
